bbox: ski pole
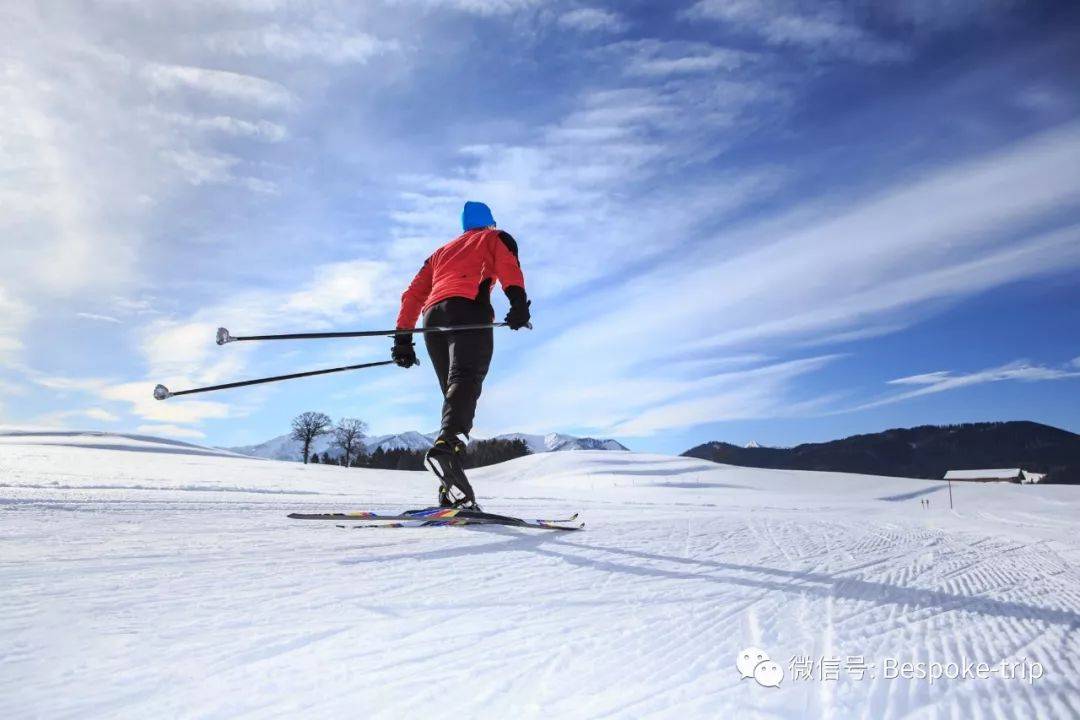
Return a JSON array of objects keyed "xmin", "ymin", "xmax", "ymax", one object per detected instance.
[
  {"xmin": 153, "ymin": 360, "xmax": 395, "ymax": 400},
  {"xmin": 215, "ymin": 322, "xmax": 531, "ymax": 345}
]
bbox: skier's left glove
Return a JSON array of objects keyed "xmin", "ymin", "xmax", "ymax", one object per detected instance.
[
  {"xmin": 504, "ymin": 286, "xmax": 531, "ymax": 330},
  {"xmin": 391, "ymin": 332, "xmax": 419, "ymax": 368}
]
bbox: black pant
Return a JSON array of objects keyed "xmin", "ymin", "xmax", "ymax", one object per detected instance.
[{"xmin": 423, "ymin": 297, "xmax": 494, "ymax": 438}]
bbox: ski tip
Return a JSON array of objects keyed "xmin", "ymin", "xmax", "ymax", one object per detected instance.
[
  {"xmin": 551, "ymin": 521, "xmax": 585, "ymax": 531},
  {"xmin": 153, "ymin": 384, "xmax": 172, "ymax": 401},
  {"xmin": 216, "ymin": 327, "xmax": 234, "ymax": 345}
]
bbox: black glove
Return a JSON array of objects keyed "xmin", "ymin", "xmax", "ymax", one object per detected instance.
[
  {"xmin": 391, "ymin": 333, "xmax": 418, "ymax": 368},
  {"xmin": 503, "ymin": 286, "xmax": 531, "ymax": 330}
]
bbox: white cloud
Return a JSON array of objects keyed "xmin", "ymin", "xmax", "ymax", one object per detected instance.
[
  {"xmin": 558, "ymin": 8, "xmax": 627, "ymax": 33},
  {"xmin": 76, "ymin": 313, "xmax": 122, "ymax": 324},
  {"xmin": 606, "ymin": 39, "xmax": 751, "ymax": 77},
  {"xmin": 877, "ymin": 1, "xmax": 1020, "ymax": 31},
  {"xmin": 26, "ymin": 407, "xmax": 120, "ymax": 428},
  {"xmin": 858, "ymin": 360, "xmax": 1080, "ymax": 409},
  {"xmin": 608, "ymin": 356, "xmax": 840, "ymax": 436},
  {"xmin": 0, "ymin": 288, "xmax": 29, "ymax": 362},
  {"xmin": 204, "ymin": 25, "xmax": 399, "ymax": 65},
  {"xmin": 102, "ymin": 382, "xmax": 232, "ymax": 425},
  {"xmin": 142, "ymin": 64, "xmax": 294, "ymax": 109},
  {"xmin": 145, "ymin": 109, "xmax": 287, "ymax": 142},
  {"xmin": 389, "ymin": 0, "xmax": 538, "ymax": 15},
  {"xmin": 282, "ymin": 260, "xmax": 394, "ymax": 321},
  {"xmin": 1, "ymin": 8, "xmax": 306, "ymax": 332},
  {"xmin": 84, "ymin": 408, "xmax": 120, "ymax": 422},
  {"xmin": 477, "ymin": 123, "xmax": 1080, "ymax": 436},
  {"xmin": 159, "ymin": 146, "xmax": 277, "ymax": 192},
  {"xmin": 143, "ymin": 259, "xmax": 396, "ymax": 380},
  {"xmin": 103, "ymin": 257, "xmax": 399, "ymax": 432},
  {"xmin": 686, "ymin": 0, "xmax": 908, "ymax": 63},
  {"xmin": 109, "ymin": 296, "xmax": 160, "ymax": 316},
  {"xmin": 31, "ymin": 376, "xmax": 110, "ymax": 393}
]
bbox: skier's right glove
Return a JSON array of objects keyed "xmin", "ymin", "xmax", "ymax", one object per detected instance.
[
  {"xmin": 504, "ymin": 286, "xmax": 531, "ymax": 330},
  {"xmin": 391, "ymin": 332, "xmax": 419, "ymax": 368}
]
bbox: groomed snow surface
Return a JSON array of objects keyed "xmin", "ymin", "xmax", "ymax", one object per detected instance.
[{"xmin": 3, "ymin": 431, "xmax": 1079, "ymax": 719}]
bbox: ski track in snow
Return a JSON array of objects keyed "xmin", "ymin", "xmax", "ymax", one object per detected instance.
[{"xmin": 2, "ymin": 434, "xmax": 1080, "ymax": 719}]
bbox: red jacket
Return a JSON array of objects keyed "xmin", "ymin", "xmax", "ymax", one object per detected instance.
[{"xmin": 396, "ymin": 228, "xmax": 526, "ymax": 329}]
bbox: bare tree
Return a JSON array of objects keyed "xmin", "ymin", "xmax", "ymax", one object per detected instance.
[
  {"xmin": 333, "ymin": 418, "xmax": 368, "ymax": 468},
  {"xmin": 291, "ymin": 411, "xmax": 332, "ymax": 464}
]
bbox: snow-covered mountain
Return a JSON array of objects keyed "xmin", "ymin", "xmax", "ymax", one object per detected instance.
[
  {"xmin": 494, "ymin": 432, "xmax": 629, "ymax": 453},
  {"xmin": 225, "ymin": 431, "xmax": 438, "ymax": 461},
  {"xmin": 225, "ymin": 430, "xmax": 627, "ymax": 462},
  {"xmin": 363, "ymin": 431, "xmax": 439, "ymax": 453}
]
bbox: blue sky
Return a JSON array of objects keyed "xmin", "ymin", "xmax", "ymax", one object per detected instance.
[{"xmin": 2, "ymin": 0, "xmax": 1079, "ymax": 454}]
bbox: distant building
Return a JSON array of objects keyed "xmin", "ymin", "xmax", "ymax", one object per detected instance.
[
  {"xmin": 1021, "ymin": 470, "xmax": 1046, "ymax": 484},
  {"xmin": 943, "ymin": 468, "xmax": 1024, "ymax": 483}
]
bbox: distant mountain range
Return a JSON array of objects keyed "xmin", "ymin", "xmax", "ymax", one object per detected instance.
[
  {"xmin": 496, "ymin": 433, "xmax": 628, "ymax": 453},
  {"xmin": 682, "ymin": 421, "xmax": 1080, "ymax": 480},
  {"xmin": 225, "ymin": 431, "xmax": 628, "ymax": 463}
]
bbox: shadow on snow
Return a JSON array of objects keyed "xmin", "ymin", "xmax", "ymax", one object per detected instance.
[{"xmin": 340, "ymin": 525, "xmax": 1080, "ymax": 630}]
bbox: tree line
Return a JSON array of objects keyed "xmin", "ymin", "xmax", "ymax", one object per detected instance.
[{"xmin": 290, "ymin": 411, "xmax": 530, "ymax": 470}]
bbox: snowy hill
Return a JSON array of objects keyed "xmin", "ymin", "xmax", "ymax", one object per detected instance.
[
  {"xmin": 227, "ymin": 430, "xmax": 627, "ymax": 461},
  {"xmin": 0, "ymin": 429, "xmax": 248, "ymax": 459},
  {"xmin": 3, "ymin": 428, "xmax": 1079, "ymax": 718}
]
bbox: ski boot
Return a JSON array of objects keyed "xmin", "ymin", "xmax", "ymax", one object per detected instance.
[{"xmin": 425, "ymin": 434, "xmax": 480, "ymax": 510}]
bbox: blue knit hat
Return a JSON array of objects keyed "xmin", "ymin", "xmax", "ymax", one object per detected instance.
[{"xmin": 462, "ymin": 201, "xmax": 495, "ymax": 231}]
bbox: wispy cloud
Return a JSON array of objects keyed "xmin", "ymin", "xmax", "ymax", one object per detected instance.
[
  {"xmin": 76, "ymin": 313, "xmax": 122, "ymax": 324},
  {"xmin": 32, "ymin": 407, "xmax": 120, "ymax": 426},
  {"xmin": 478, "ymin": 123, "xmax": 1080, "ymax": 437},
  {"xmin": 24, "ymin": 262, "xmax": 391, "ymax": 430},
  {"xmin": 143, "ymin": 109, "xmax": 288, "ymax": 143},
  {"xmin": 608, "ymin": 356, "xmax": 842, "ymax": 436},
  {"xmin": 0, "ymin": 288, "xmax": 29, "ymax": 362},
  {"xmin": 558, "ymin": 8, "xmax": 627, "ymax": 33},
  {"xmin": 685, "ymin": 0, "xmax": 909, "ymax": 63},
  {"xmin": 390, "ymin": 0, "xmax": 538, "ymax": 16},
  {"xmin": 605, "ymin": 39, "xmax": 753, "ymax": 77},
  {"xmin": 142, "ymin": 64, "xmax": 294, "ymax": 109},
  {"xmin": 203, "ymin": 25, "xmax": 399, "ymax": 64},
  {"xmin": 853, "ymin": 360, "xmax": 1080, "ymax": 410}
]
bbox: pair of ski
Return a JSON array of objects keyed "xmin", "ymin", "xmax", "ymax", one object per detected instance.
[{"xmin": 288, "ymin": 506, "xmax": 584, "ymax": 531}]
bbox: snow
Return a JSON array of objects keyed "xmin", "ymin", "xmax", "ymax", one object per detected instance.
[
  {"xmin": 3, "ymin": 430, "xmax": 1080, "ymax": 718},
  {"xmin": 944, "ymin": 468, "xmax": 1023, "ymax": 481}
]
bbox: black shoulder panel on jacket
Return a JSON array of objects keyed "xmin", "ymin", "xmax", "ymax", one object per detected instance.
[{"xmin": 497, "ymin": 230, "xmax": 519, "ymax": 259}]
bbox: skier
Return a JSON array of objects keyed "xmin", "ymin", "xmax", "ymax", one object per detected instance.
[{"xmin": 391, "ymin": 201, "xmax": 531, "ymax": 508}]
